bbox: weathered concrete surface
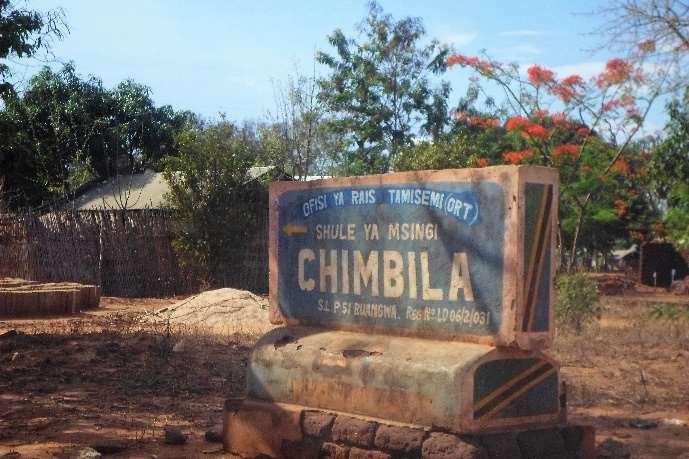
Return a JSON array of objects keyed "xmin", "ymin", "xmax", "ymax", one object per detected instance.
[
  {"xmin": 0, "ymin": 278, "xmax": 100, "ymax": 316},
  {"xmin": 248, "ymin": 327, "xmax": 561, "ymax": 433}
]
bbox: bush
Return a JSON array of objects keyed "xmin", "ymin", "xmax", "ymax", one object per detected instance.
[
  {"xmin": 555, "ymin": 273, "xmax": 602, "ymax": 334},
  {"xmin": 649, "ymin": 303, "xmax": 689, "ymax": 341},
  {"xmin": 163, "ymin": 121, "xmax": 262, "ymax": 287}
]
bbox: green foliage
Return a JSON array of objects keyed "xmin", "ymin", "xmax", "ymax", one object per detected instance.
[
  {"xmin": 163, "ymin": 121, "xmax": 261, "ymax": 285},
  {"xmin": 649, "ymin": 303, "xmax": 689, "ymax": 340},
  {"xmin": 555, "ymin": 273, "xmax": 602, "ymax": 334},
  {"xmin": 0, "ymin": 63, "xmax": 191, "ymax": 209},
  {"xmin": 317, "ymin": 2, "xmax": 450, "ymax": 174},
  {"xmin": 0, "ymin": 0, "xmax": 66, "ymax": 98},
  {"xmin": 650, "ymin": 303, "xmax": 689, "ymax": 322},
  {"xmin": 394, "ymin": 131, "xmax": 495, "ymax": 171},
  {"xmin": 395, "ymin": 100, "xmax": 509, "ymax": 171},
  {"xmin": 652, "ymin": 90, "xmax": 689, "ymax": 249}
]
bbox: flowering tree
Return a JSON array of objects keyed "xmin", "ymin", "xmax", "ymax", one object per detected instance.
[
  {"xmin": 444, "ymin": 53, "xmax": 663, "ymax": 270},
  {"xmin": 597, "ymin": 0, "xmax": 689, "ymax": 94}
]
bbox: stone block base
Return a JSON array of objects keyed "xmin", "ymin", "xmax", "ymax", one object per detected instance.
[{"xmin": 223, "ymin": 399, "xmax": 594, "ymax": 459}]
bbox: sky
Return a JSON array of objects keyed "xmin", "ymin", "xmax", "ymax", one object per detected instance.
[{"xmin": 8, "ymin": 0, "xmax": 668, "ymax": 131}]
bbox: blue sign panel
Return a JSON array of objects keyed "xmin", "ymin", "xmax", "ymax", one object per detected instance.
[{"xmin": 276, "ymin": 182, "xmax": 505, "ymax": 336}]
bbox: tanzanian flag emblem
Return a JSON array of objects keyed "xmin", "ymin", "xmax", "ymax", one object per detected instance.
[{"xmin": 473, "ymin": 357, "xmax": 558, "ymax": 420}]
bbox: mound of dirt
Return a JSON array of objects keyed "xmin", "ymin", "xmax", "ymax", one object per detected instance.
[
  {"xmin": 590, "ymin": 273, "xmax": 668, "ymax": 295},
  {"xmin": 594, "ymin": 274, "xmax": 637, "ymax": 295},
  {"xmin": 147, "ymin": 288, "xmax": 275, "ymax": 335}
]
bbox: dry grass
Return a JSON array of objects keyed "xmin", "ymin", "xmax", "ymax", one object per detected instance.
[{"xmin": 553, "ymin": 294, "xmax": 689, "ymax": 458}]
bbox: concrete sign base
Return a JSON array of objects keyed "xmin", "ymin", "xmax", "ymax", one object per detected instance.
[
  {"xmin": 246, "ymin": 327, "xmax": 563, "ymax": 433},
  {"xmin": 223, "ymin": 398, "xmax": 594, "ymax": 459}
]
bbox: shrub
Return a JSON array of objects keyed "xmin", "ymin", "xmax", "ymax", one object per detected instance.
[
  {"xmin": 649, "ymin": 303, "xmax": 689, "ymax": 342},
  {"xmin": 555, "ymin": 273, "xmax": 602, "ymax": 334},
  {"xmin": 163, "ymin": 121, "xmax": 262, "ymax": 287}
]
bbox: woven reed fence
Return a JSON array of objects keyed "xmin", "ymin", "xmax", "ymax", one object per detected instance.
[{"xmin": 0, "ymin": 207, "xmax": 269, "ymax": 297}]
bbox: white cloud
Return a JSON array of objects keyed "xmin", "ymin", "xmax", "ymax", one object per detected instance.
[
  {"xmin": 500, "ymin": 29, "xmax": 548, "ymax": 37},
  {"xmin": 550, "ymin": 61, "xmax": 607, "ymax": 79},
  {"xmin": 441, "ymin": 32, "xmax": 478, "ymax": 47},
  {"xmin": 496, "ymin": 45, "xmax": 543, "ymax": 63}
]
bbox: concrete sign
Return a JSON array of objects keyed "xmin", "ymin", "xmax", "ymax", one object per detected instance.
[{"xmin": 269, "ymin": 166, "xmax": 558, "ymax": 349}]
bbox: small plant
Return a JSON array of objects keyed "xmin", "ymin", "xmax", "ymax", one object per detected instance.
[
  {"xmin": 649, "ymin": 303, "xmax": 689, "ymax": 341},
  {"xmin": 555, "ymin": 273, "xmax": 602, "ymax": 334}
]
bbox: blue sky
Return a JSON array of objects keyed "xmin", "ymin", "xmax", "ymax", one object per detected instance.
[{"xmin": 9, "ymin": 0, "xmax": 667, "ymax": 130}]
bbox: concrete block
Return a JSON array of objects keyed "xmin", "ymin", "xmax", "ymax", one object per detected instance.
[
  {"xmin": 421, "ymin": 432, "xmax": 487, "ymax": 459},
  {"xmin": 331, "ymin": 415, "xmax": 377, "ymax": 448},
  {"xmin": 302, "ymin": 410, "xmax": 335, "ymax": 438},
  {"xmin": 349, "ymin": 447, "xmax": 392, "ymax": 459},
  {"xmin": 373, "ymin": 424, "xmax": 425, "ymax": 454},
  {"xmin": 321, "ymin": 442, "xmax": 350, "ymax": 459}
]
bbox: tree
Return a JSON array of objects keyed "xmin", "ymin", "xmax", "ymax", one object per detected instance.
[
  {"xmin": 395, "ymin": 87, "xmax": 510, "ymax": 171},
  {"xmin": 596, "ymin": 0, "xmax": 689, "ymax": 93},
  {"xmin": 163, "ymin": 121, "xmax": 259, "ymax": 285},
  {"xmin": 652, "ymin": 89, "xmax": 689, "ymax": 248},
  {"xmin": 443, "ymin": 53, "xmax": 662, "ymax": 269},
  {"xmin": 316, "ymin": 2, "xmax": 450, "ymax": 174},
  {"xmin": 0, "ymin": 63, "xmax": 191, "ymax": 209},
  {"xmin": 0, "ymin": 0, "xmax": 66, "ymax": 99},
  {"xmin": 261, "ymin": 64, "xmax": 344, "ymax": 179}
]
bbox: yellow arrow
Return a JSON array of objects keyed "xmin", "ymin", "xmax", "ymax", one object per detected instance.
[{"xmin": 283, "ymin": 224, "xmax": 308, "ymax": 236}]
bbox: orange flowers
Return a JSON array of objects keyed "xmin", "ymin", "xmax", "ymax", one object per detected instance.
[
  {"xmin": 551, "ymin": 112, "xmax": 571, "ymax": 128},
  {"xmin": 527, "ymin": 65, "xmax": 555, "ymax": 87},
  {"xmin": 522, "ymin": 123, "xmax": 549, "ymax": 139},
  {"xmin": 446, "ymin": 54, "xmax": 494, "ymax": 74},
  {"xmin": 552, "ymin": 74, "xmax": 584, "ymax": 103},
  {"xmin": 476, "ymin": 157, "xmax": 489, "ymax": 168},
  {"xmin": 552, "ymin": 144, "xmax": 580, "ymax": 159},
  {"xmin": 561, "ymin": 75, "xmax": 584, "ymax": 87},
  {"xmin": 502, "ymin": 149, "xmax": 534, "ymax": 164},
  {"xmin": 614, "ymin": 199, "xmax": 628, "ymax": 217},
  {"xmin": 552, "ymin": 85, "xmax": 577, "ymax": 103},
  {"xmin": 612, "ymin": 159, "xmax": 631, "ymax": 176},
  {"xmin": 505, "ymin": 116, "xmax": 530, "ymax": 131},
  {"xmin": 455, "ymin": 111, "xmax": 500, "ymax": 128},
  {"xmin": 596, "ymin": 58, "xmax": 633, "ymax": 88},
  {"xmin": 576, "ymin": 127, "xmax": 590, "ymax": 137},
  {"xmin": 505, "ymin": 116, "xmax": 550, "ymax": 140}
]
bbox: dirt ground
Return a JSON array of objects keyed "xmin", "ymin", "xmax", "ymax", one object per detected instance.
[{"xmin": 0, "ymin": 293, "xmax": 688, "ymax": 458}]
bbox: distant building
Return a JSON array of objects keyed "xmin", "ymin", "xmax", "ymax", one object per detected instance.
[
  {"xmin": 611, "ymin": 244, "xmax": 639, "ymax": 272},
  {"xmin": 62, "ymin": 167, "xmax": 290, "ymax": 211}
]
